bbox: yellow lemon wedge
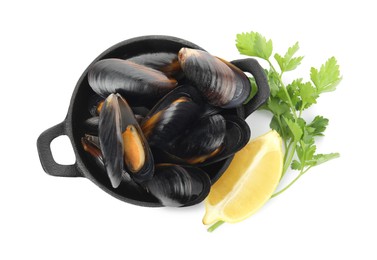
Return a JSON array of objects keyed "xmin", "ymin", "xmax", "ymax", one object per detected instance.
[{"xmin": 203, "ymin": 130, "xmax": 283, "ymax": 227}]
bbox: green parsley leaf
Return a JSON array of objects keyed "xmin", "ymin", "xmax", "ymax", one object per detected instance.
[
  {"xmin": 291, "ymin": 160, "xmax": 301, "ymax": 170},
  {"xmin": 267, "ymin": 69, "xmax": 281, "ymax": 97},
  {"xmin": 268, "ymin": 97, "xmax": 290, "ymax": 116},
  {"xmin": 312, "ymin": 153, "xmax": 340, "ymax": 166},
  {"xmin": 308, "ymin": 116, "xmax": 329, "ymax": 136},
  {"xmin": 236, "ymin": 32, "xmax": 273, "ymax": 60},
  {"xmin": 284, "ymin": 118, "xmax": 303, "ymax": 142},
  {"xmin": 274, "ymin": 42, "xmax": 304, "ymax": 72},
  {"xmin": 286, "ymin": 79, "xmax": 302, "ymax": 109},
  {"xmin": 270, "ymin": 116, "xmax": 282, "ymax": 136},
  {"xmin": 298, "ymin": 81, "xmax": 318, "ymax": 109},
  {"xmin": 310, "ymin": 57, "xmax": 342, "ymax": 93}
]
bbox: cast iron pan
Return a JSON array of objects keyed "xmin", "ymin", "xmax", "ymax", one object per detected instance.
[{"xmin": 36, "ymin": 35, "xmax": 270, "ymax": 207}]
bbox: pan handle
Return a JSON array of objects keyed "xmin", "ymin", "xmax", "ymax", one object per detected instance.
[
  {"xmin": 231, "ymin": 58, "xmax": 270, "ymax": 118},
  {"xmin": 37, "ymin": 121, "xmax": 82, "ymax": 177}
]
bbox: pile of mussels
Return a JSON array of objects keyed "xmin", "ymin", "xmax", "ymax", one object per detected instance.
[{"xmin": 81, "ymin": 48, "xmax": 252, "ymax": 207}]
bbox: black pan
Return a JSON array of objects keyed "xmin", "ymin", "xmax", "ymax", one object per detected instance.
[{"xmin": 37, "ymin": 35, "xmax": 270, "ymax": 207}]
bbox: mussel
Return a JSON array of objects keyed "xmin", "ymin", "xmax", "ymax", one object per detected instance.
[
  {"xmin": 169, "ymin": 114, "xmax": 226, "ymax": 164},
  {"xmin": 128, "ymin": 52, "xmax": 181, "ymax": 78},
  {"xmin": 81, "ymin": 134, "xmax": 103, "ymax": 168},
  {"xmin": 99, "ymin": 93, "xmax": 154, "ymax": 188},
  {"xmin": 178, "ymin": 48, "xmax": 251, "ymax": 108},
  {"xmin": 144, "ymin": 164, "xmax": 211, "ymax": 207},
  {"xmin": 141, "ymin": 85, "xmax": 203, "ymax": 149},
  {"xmin": 81, "ymin": 134, "xmax": 144, "ymax": 190},
  {"xmin": 88, "ymin": 58, "xmax": 178, "ymax": 105},
  {"xmin": 156, "ymin": 114, "xmax": 251, "ymax": 166}
]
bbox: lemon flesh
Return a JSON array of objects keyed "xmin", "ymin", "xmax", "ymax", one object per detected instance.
[{"xmin": 203, "ymin": 130, "xmax": 283, "ymax": 225}]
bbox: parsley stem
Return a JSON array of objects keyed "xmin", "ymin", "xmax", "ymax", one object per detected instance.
[
  {"xmin": 282, "ymin": 141, "xmax": 297, "ymax": 177},
  {"xmin": 276, "ymin": 116, "xmax": 288, "ymax": 148},
  {"xmin": 299, "ymin": 102, "xmax": 306, "ymax": 118},
  {"xmin": 207, "ymin": 221, "xmax": 225, "ymax": 232},
  {"xmin": 271, "ymin": 167, "xmax": 310, "ymax": 198},
  {"xmin": 267, "ymin": 60, "xmax": 298, "ymax": 121}
]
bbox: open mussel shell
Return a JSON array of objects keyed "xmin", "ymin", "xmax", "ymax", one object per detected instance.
[
  {"xmin": 81, "ymin": 134, "xmax": 146, "ymax": 192},
  {"xmin": 99, "ymin": 93, "xmax": 154, "ymax": 188},
  {"xmin": 154, "ymin": 114, "xmax": 250, "ymax": 167},
  {"xmin": 144, "ymin": 164, "xmax": 211, "ymax": 207},
  {"xmin": 141, "ymin": 85, "xmax": 203, "ymax": 149},
  {"xmin": 88, "ymin": 58, "xmax": 178, "ymax": 106},
  {"xmin": 178, "ymin": 48, "xmax": 251, "ymax": 108},
  {"xmin": 127, "ymin": 52, "xmax": 182, "ymax": 78}
]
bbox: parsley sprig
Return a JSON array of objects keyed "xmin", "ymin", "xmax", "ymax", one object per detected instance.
[{"xmin": 236, "ymin": 32, "xmax": 341, "ymax": 197}]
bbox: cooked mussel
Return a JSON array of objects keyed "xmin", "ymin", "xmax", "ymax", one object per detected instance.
[
  {"xmin": 81, "ymin": 134, "xmax": 145, "ymax": 190},
  {"xmin": 88, "ymin": 59, "xmax": 178, "ymax": 105},
  {"xmin": 141, "ymin": 85, "xmax": 203, "ymax": 149},
  {"xmin": 99, "ymin": 93, "xmax": 154, "ymax": 188},
  {"xmin": 128, "ymin": 52, "xmax": 181, "ymax": 78},
  {"xmin": 169, "ymin": 114, "xmax": 226, "ymax": 164},
  {"xmin": 141, "ymin": 96, "xmax": 200, "ymax": 149},
  {"xmin": 144, "ymin": 164, "xmax": 211, "ymax": 207},
  {"xmin": 156, "ymin": 114, "xmax": 250, "ymax": 166},
  {"xmin": 81, "ymin": 134, "xmax": 103, "ymax": 168},
  {"xmin": 178, "ymin": 48, "xmax": 251, "ymax": 108}
]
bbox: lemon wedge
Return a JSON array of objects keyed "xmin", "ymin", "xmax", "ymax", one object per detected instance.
[{"xmin": 203, "ymin": 130, "xmax": 283, "ymax": 227}]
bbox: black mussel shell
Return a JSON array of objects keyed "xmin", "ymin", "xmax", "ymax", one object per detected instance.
[
  {"xmin": 88, "ymin": 59, "xmax": 178, "ymax": 106},
  {"xmin": 145, "ymin": 84, "xmax": 205, "ymax": 115},
  {"xmin": 200, "ymin": 103, "xmax": 223, "ymax": 118},
  {"xmin": 81, "ymin": 134, "xmax": 103, "ymax": 168},
  {"xmin": 154, "ymin": 114, "xmax": 250, "ymax": 167},
  {"xmin": 178, "ymin": 48, "xmax": 251, "ymax": 108},
  {"xmin": 127, "ymin": 52, "xmax": 182, "ymax": 78},
  {"xmin": 99, "ymin": 93, "xmax": 154, "ymax": 188},
  {"xmin": 140, "ymin": 85, "xmax": 203, "ymax": 149},
  {"xmin": 144, "ymin": 164, "xmax": 211, "ymax": 207},
  {"xmin": 81, "ymin": 134, "xmax": 145, "ymax": 191},
  {"xmin": 169, "ymin": 114, "xmax": 226, "ymax": 164},
  {"xmin": 131, "ymin": 106, "xmax": 149, "ymax": 124},
  {"xmin": 131, "ymin": 106, "xmax": 150, "ymax": 117}
]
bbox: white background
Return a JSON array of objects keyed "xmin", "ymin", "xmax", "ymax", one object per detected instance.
[{"xmin": 1, "ymin": 0, "xmax": 376, "ymax": 259}]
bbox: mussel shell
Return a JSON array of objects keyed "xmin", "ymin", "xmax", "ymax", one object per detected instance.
[
  {"xmin": 200, "ymin": 103, "xmax": 223, "ymax": 118},
  {"xmin": 99, "ymin": 93, "xmax": 154, "ymax": 188},
  {"xmin": 142, "ymin": 99, "xmax": 200, "ymax": 149},
  {"xmin": 81, "ymin": 134, "xmax": 103, "ymax": 168},
  {"xmin": 140, "ymin": 85, "xmax": 203, "ymax": 149},
  {"xmin": 127, "ymin": 52, "xmax": 182, "ymax": 78},
  {"xmin": 154, "ymin": 114, "xmax": 250, "ymax": 167},
  {"xmin": 178, "ymin": 48, "xmax": 251, "ymax": 108},
  {"xmin": 131, "ymin": 106, "xmax": 150, "ymax": 117},
  {"xmin": 145, "ymin": 84, "xmax": 204, "ymax": 116},
  {"xmin": 169, "ymin": 114, "xmax": 226, "ymax": 163},
  {"xmin": 81, "ymin": 134, "xmax": 145, "ymax": 191},
  {"xmin": 88, "ymin": 58, "xmax": 178, "ymax": 105},
  {"xmin": 144, "ymin": 164, "xmax": 211, "ymax": 207}
]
